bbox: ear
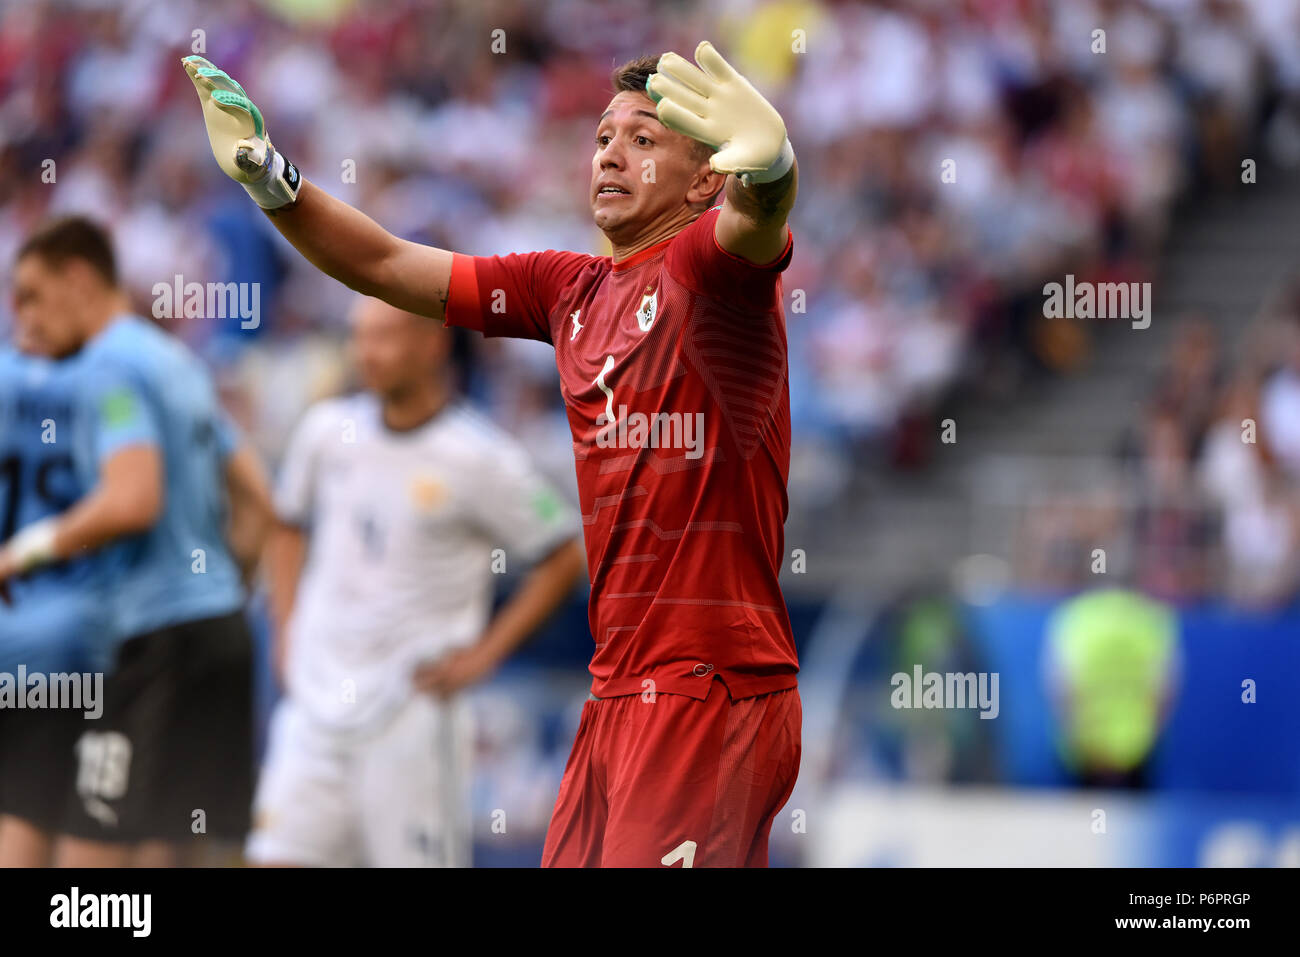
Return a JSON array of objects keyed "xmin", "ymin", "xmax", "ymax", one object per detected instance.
[{"xmin": 686, "ymin": 164, "xmax": 727, "ymax": 207}]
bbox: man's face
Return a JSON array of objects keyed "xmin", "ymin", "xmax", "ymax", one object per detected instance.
[
  {"xmin": 10, "ymin": 254, "xmax": 89, "ymax": 358},
  {"xmin": 590, "ymin": 90, "xmax": 717, "ymax": 241},
  {"xmin": 350, "ymin": 298, "xmax": 447, "ymax": 398}
]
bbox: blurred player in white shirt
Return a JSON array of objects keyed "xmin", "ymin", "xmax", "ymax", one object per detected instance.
[{"xmin": 247, "ymin": 297, "xmax": 584, "ymax": 867}]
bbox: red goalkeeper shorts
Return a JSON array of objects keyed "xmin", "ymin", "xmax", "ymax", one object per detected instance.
[{"xmin": 540, "ymin": 678, "xmax": 801, "ymax": 868}]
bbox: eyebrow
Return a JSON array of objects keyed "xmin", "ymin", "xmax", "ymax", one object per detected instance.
[{"xmin": 598, "ymin": 109, "xmax": 662, "ymax": 123}]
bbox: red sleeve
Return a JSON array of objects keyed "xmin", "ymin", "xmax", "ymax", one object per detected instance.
[
  {"xmin": 444, "ymin": 249, "xmax": 595, "ymax": 343},
  {"xmin": 663, "ymin": 206, "xmax": 794, "ymax": 311}
]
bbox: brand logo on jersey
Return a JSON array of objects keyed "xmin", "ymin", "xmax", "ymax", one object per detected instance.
[
  {"xmin": 409, "ymin": 474, "xmax": 446, "ymax": 511},
  {"xmin": 635, "ymin": 286, "xmax": 658, "ymax": 332},
  {"xmin": 570, "ymin": 308, "xmax": 584, "ymax": 340}
]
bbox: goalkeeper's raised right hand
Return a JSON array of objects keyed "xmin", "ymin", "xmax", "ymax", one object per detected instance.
[{"xmin": 181, "ymin": 56, "xmax": 301, "ymax": 210}]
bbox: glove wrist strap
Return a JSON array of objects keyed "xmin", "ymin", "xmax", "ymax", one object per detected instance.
[
  {"xmin": 242, "ymin": 147, "xmax": 302, "ymax": 210},
  {"xmin": 739, "ymin": 138, "xmax": 795, "ymax": 187}
]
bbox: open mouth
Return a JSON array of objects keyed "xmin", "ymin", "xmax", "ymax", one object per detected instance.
[{"xmin": 597, "ymin": 185, "xmax": 630, "ymax": 196}]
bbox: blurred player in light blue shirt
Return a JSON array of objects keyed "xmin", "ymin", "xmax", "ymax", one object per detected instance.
[
  {"xmin": 0, "ymin": 216, "xmax": 273, "ymax": 867},
  {"xmin": 74, "ymin": 314, "xmax": 245, "ymax": 637},
  {"xmin": 0, "ymin": 343, "xmax": 118, "ymax": 868},
  {"xmin": 0, "ymin": 345, "xmax": 113, "ymax": 673}
]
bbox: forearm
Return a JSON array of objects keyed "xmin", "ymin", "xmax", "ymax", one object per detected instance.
[
  {"xmin": 476, "ymin": 539, "xmax": 585, "ymax": 660},
  {"xmin": 0, "ymin": 444, "xmax": 163, "ymax": 577},
  {"xmin": 50, "ymin": 445, "xmax": 163, "ymax": 560},
  {"xmin": 225, "ymin": 446, "xmax": 275, "ymax": 583},
  {"xmin": 228, "ymin": 511, "xmax": 270, "ymax": 583},
  {"xmin": 265, "ymin": 522, "xmax": 306, "ymax": 638},
  {"xmin": 49, "ymin": 485, "xmax": 158, "ymax": 560},
  {"xmin": 716, "ymin": 157, "xmax": 797, "ymax": 265},
  {"xmin": 181, "ymin": 59, "xmax": 454, "ymax": 320},
  {"xmin": 264, "ymin": 180, "xmax": 453, "ymax": 319},
  {"xmin": 725, "ymin": 156, "xmax": 797, "ymax": 227}
]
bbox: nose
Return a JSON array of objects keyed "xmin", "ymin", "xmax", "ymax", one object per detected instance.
[{"xmin": 598, "ymin": 135, "xmax": 626, "ymax": 172}]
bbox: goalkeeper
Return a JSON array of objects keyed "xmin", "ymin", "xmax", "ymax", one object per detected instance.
[{"xmin": 184, "ymin": 42, "xmax": 800, "ymax": 868}]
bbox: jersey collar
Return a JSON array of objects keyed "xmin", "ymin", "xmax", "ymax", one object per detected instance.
[{"xmin": 611, "ymin": 236, "xmax": 673, "ymax": 272}]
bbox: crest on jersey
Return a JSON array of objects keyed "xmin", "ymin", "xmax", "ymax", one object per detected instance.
[
  {"xmin": 409, "ymin": 474, "xmax": 446, "ymax": 511},
  {"xmin": 636, "ymin": 285, "xmax": 658, "ymax": 332}
]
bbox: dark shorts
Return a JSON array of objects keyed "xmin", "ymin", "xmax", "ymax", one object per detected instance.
[
  {"xmin": 0, "ymin": 704, "xmax": 81, "ymax": 832},
  {"xmin": 61, "ymin": 609, "xmax": 255, "ymax": 844}
]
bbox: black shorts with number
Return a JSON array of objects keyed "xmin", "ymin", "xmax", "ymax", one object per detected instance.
[
  {"xmin": 62, "ymin": 609, "xmax": 254, "ymax": 844},
  {"xmin": 0, "ymin": 705, "xmax": 81, "ymax": 832}
]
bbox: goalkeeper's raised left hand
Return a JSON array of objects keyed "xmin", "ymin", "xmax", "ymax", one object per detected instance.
[
  {"xmin": 181, "ymin": 55, "xmax": 301, "ymax": 209},
  {"xmin": 646, "ymin": 41, "xmax": 795, "ymax": 187}
]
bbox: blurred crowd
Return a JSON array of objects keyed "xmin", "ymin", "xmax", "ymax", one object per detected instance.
[
  {"xmin": 1134, "ymin": 296, "xmax": 1300, "ymax": 608},
  {"xmin": 1015, "ymin": 299, "xmax": 1300, "ymax": 609},
  {"xmin": 4, "ymin": 0, "xmax": 1300, "ymax": 513},
  {"xmin": 1126, "ymin": 303, "xmax": 1300, "ymax": 608}
]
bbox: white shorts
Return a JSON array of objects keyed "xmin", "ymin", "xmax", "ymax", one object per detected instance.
[{"xmin": 245, "ymin": 693, "xmax": 473, "ymax": 867}]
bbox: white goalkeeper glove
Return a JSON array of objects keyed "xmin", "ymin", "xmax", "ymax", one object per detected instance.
[
  {"xmin": 646, "ymin": 41, "xmax": 795, "ymax": 187},
  {"xmin": 181, "ymin": 55, "xmax": 301, "ymax": 210}
]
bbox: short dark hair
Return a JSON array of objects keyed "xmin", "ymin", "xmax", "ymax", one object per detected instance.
[
  {"xmin": 16, "ymin": 215, "xmax": 117, "ymax": 285},
  {"xmin": 611, "ymin": 54, "xmax": 661, "ymax": 95},
  {"xmin": 610, "ymin": 54, "xmax": 713, "ymax": 163}
]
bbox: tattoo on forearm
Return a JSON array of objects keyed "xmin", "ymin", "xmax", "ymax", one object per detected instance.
[{"xmin": 728, "ymin": 167, "xmax": 796, "ymax": 222}]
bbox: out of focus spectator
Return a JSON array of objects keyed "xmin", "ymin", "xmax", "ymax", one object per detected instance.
[
  {"xmin": 1043, "ymin": 587, "xmax": 1181, "ymax": 789},
  {"xmin": 1200, "ymin": 375, "xmax": 1300, "ymax": 607},
  {"xmin": 1260, "ymin": 316, "xmax": 1300, "ymax": 478}
]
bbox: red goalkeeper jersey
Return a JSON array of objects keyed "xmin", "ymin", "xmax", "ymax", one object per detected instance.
[{"xmin": 444, "ymin": 206, "xmax": 797, "ymax": 699}]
